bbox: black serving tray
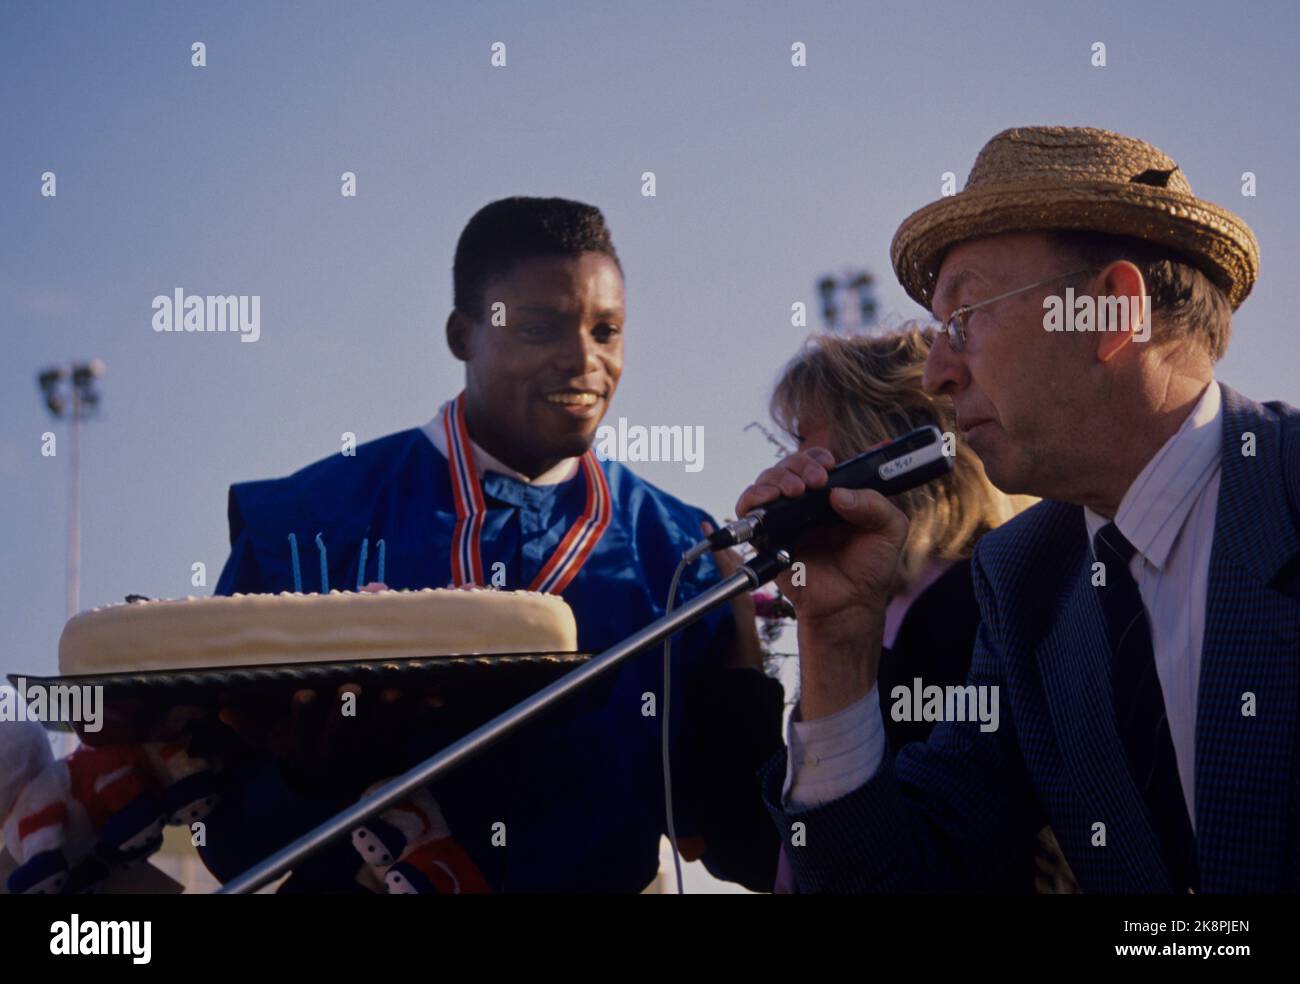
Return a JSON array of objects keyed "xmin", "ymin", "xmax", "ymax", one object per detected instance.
[{"xmin": 9, "ymin": 650, "xmax": 591, "ymax": 746}]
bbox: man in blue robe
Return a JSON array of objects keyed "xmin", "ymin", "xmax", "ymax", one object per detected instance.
[{"xmin": 197, "ymin": 197, "xmax": 784, "ymax": 892}]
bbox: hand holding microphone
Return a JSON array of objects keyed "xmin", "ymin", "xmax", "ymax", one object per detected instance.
[
  {"xmin": 733, "ymin": 447, "xmax": 912, "ymax": 626},
  {"xmin": 730, "ymin": 426, "xmax": 948, "ymax": 623},
  {"xmin": 730, "ymin": 427, "xmax": 949, "ymax": 720}
]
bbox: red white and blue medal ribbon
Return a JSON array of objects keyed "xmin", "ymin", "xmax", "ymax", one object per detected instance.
[{"xmin": 442, "ymin": 392, "xmax": 611, "ymax": 595}]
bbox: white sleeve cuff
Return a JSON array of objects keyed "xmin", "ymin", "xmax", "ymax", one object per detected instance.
[{"xmin": 782, "ymin": 684, "xmax": 885, "ymax": 810}]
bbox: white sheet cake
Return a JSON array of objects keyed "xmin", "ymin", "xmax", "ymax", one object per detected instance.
[{"xmin": 58, "ymin": 588, "xmax": 579, "ymax": 674}]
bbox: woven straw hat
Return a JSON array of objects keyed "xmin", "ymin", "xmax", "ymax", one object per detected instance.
[{"xmin": 891, "ymin": 126, "xmax": 1259, "ymax": 310}]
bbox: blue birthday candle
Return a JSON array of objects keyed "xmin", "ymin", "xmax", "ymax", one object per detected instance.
[
  {"xmin": 356, "ymin": 537, "xmax": 369, "ymax": 591},
  {"xmin": 315, "ymin": 532, "xmax": 329, "ymax": 593},
  {"xmin": 377, "ymin": 539, "xmax": 386, "ymax": 585},
  {"xmin": 288, "ymin": 533, "xmax": 303, "ymax": 593}
]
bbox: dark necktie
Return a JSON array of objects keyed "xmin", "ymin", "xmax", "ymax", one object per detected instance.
[{"xmin": 1092, "ymin": 522, "xmax": 1199, "ymax": 892}]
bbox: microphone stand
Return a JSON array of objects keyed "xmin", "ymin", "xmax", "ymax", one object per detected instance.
[{"xmin": 218, "ymin": 549, "xmax": 794, "ymax": 894}]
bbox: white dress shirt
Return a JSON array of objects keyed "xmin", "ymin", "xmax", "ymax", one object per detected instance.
[
  {"xmin": 785, "ymin": 381, "xmax": 1224, "ymax": 824},
  {"xmin": 421, "ymin": 402, "xmax": 580, "ymax": 485}
]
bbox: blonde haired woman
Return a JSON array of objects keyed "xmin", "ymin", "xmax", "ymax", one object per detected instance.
[
  {"xmin": 769, "ymin": 326, "xmax": 1075, "ymax": 893},
  {"xmin": 772, "ymin": 327, "xmax": 1018, "ymax": 659}
]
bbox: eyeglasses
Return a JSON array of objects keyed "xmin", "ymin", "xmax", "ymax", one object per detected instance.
[{"xmin": 939, "ymin": 268, "xmax": 1096, "ymax": 352}]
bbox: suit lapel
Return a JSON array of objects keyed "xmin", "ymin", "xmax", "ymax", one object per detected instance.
[
  {"xmin": 1196, "ymin": 386, "xmax": 1300, "ymax": 892},
  {"xmin": 1036, "ymin": 542, "xmax": 1172, "ymax": 891}
]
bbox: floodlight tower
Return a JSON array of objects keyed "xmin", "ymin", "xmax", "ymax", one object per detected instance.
[
  {"xmin": 37, "ymin": 360, "xmax": 105, "ymax": 618},
  {"xmin": 816, "ymin": 269, "xmax": 878, "ymax": 332}
]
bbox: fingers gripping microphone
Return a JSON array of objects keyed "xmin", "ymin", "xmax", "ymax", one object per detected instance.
[{"xmin": 689, "ymin": 425, "xmax": 953, "ymax": 560}]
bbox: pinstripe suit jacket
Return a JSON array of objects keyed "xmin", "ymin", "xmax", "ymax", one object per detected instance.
[{"xmin": 761, "ymin": 385, "xmax": 1300, "ymax": 892}]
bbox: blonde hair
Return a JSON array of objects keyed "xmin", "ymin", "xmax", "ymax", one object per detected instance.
[{"xmin": 771, "ymin": 326, "xmax": 1020, "ymax": 592}]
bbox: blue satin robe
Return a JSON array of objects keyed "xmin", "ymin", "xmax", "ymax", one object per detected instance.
[{"xmin": 198, "ymin": 427, "xmax": 778, "ymax": 892}]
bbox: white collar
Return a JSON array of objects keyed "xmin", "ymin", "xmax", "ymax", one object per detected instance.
[
  {"xmin": 1083, "ymin": 381, "xmax": 1223, "ymax": 570},
  {"xmin": 420, "ymin": 404, "xmax": 581, "ymax": 486}
]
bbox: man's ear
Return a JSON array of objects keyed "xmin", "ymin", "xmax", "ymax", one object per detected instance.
[
  {"xmin": 1095, "ymin": 260, "xmax": 1148, "ymax": 362},
  {"xmin": 446, "ymin": 310, "xmax": 472, "ymax": 362}
]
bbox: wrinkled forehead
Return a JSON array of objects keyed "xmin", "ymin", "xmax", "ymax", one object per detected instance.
[
  {"xmin": 931, "ymin": 232, "xmax": 1055, "ymax": 315},
  {"xmin": 932, "ymin": 249, "xmax": 994, "ymax": 316}
]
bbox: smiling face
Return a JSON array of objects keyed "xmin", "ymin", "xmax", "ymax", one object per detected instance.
[
  {"xmin": 921, "ymin": 232, "xmax": 1100, "ymax": 497},
  {"xmin": 448, "ymin": 252, "xmax": 625, "ymax": 477}
]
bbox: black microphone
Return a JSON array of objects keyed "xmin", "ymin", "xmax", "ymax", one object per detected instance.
[{"xmin": 688, "ymin": 425, "xmax": 953, "ymax": 560}]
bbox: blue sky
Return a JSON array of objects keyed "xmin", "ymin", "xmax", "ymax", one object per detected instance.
[{"xmin": 3, "ymin": 0, "xmax": 1298, "ymax": 680}]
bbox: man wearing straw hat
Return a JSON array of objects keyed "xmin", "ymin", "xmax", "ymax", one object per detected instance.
[{"xmin": 738, "ymin": 126, "xmax": 1299, "ymax": 893}]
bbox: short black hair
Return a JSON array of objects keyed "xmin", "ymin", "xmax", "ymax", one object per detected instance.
[{"xmin": 452, "ymin": 197, "xmax": 622, "ymax": 320}]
